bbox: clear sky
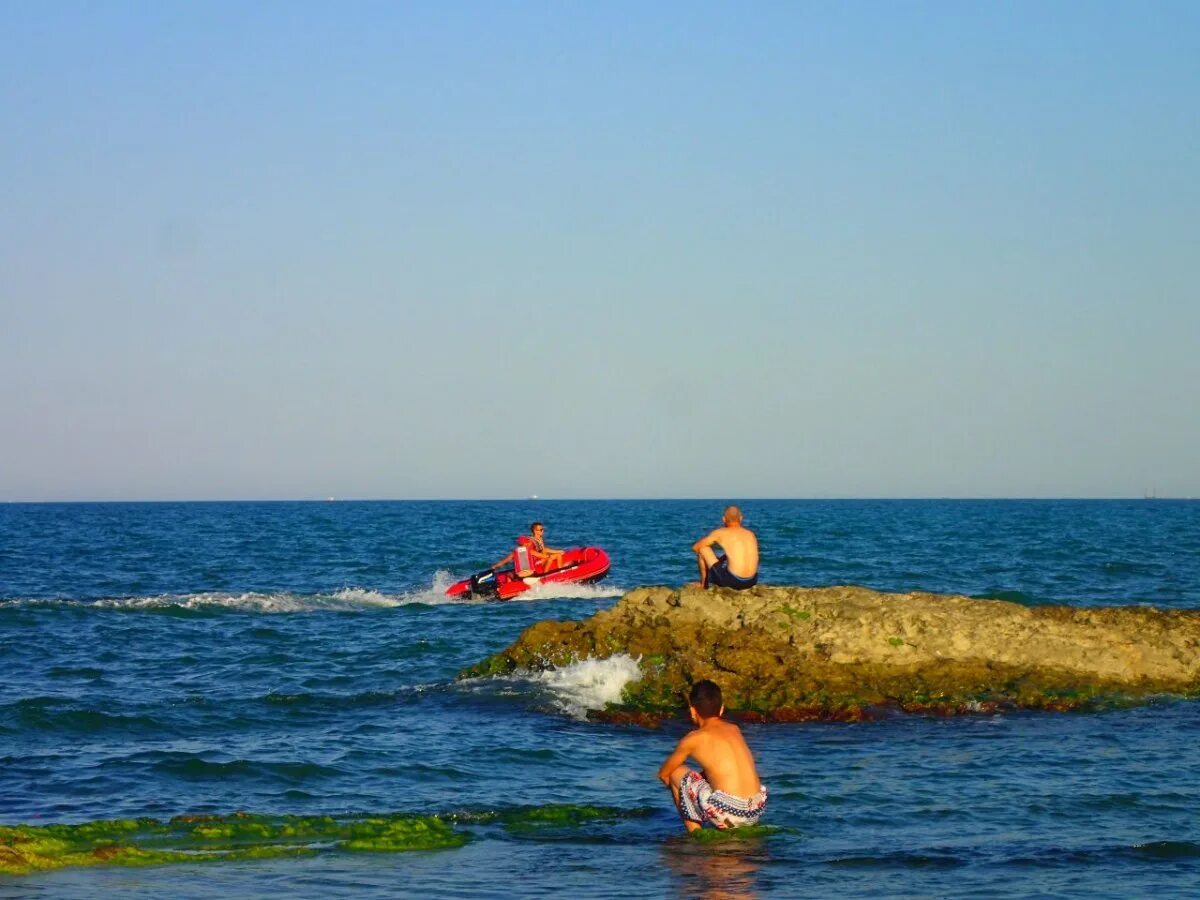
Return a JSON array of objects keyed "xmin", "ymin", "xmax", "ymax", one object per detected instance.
[{"xmin": 2, "ymin": 2, "xmax": 1197, "ymax": 500}]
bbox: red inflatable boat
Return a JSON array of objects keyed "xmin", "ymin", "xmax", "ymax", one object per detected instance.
[{"xmin": 446, "ymin": 547, "xmax": 611, "ymax": 601}]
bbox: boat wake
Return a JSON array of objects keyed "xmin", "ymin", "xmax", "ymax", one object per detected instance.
[
  {"xmin": 1, "ymin": 588, "xmax": 414, "ymax": 614},
  {"xmin": 0, "ymin": 572, "xmax": 623, "ymax": 614},
  {"xmin": 454, "ymin": 579, "xmax": 624, "ymax": 604}
]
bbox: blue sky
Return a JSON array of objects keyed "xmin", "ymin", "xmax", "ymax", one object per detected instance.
[{"xmin": 3, "ymin": 2, "xmax": 1197, "ymax": 500}]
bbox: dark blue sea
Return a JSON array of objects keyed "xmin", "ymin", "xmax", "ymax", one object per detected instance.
[{"xmin": 3, "ymin": 499, "xmax": 1200, "ymax": 898}]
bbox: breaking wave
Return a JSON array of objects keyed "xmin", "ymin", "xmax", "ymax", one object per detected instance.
[
  {"xmin": 466, "ymin": 654, "xmax": 644, "ymax": 719},
  {"xmin": 529, "ymin": 654, "xmax": 644, "ymax": 717}
]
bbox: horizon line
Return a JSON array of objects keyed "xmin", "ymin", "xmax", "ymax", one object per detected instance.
[{"xmin": 2, "ymin": 495, "xmax": 1195, "ymax": 504}]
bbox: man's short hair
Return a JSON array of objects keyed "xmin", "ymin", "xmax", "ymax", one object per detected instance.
[
  {"xmin": 530, "ymin": 521, "xmax": 544, "ymax": 532},
  {"xmin": 723, "ymin": 505, "xmax": 743, "ymax": 524},
  {"xmin": 689, "ymin": 680, "xmax": 723, "ymax": 717}
]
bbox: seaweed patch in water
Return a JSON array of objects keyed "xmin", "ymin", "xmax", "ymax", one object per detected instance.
[
  {"xmin": 446, "ymin": 803, "xmax": 654, "ymax": 833},
  {"xmin": 497, "ymin": 803, "xmax": 653, "ymax": 834},
  {"xmin": 0, "ymin": 805, "xmax": 665, "ymax": 876},
  {"xmin": 688, "ymin": 824, "xmax": 780, "ymax": 844},
  {"xmin": 0, "ymin": 812, "xmax": 465, "ymax": 876}
]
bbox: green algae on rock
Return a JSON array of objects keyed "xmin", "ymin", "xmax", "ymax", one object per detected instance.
[
  {"xmin": 459, "ymin": 584, "xmax": 1200, "ymax": 719},
  {"xmin": 444, "ymin": 803, "xmax": 630, "ymax": 826},
  {"xmin": 0, "ymin": 805, "xmax": 662, "ymax": 877},
  {"xmin": 0, "ymin": 812, "xmax": 464, "ymax": 877},
  {"xmin": 473, "ymin": 803, "xmax": 654, "ymax": 834},
  {"xmin": 341, "ymin": 817, "xmax": 467, "ymax": 852},
  {"xmin": 688, "ymin": 824, "xmax": 781, "ymax": 844}
]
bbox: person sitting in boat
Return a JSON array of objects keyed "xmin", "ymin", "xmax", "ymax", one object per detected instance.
[
  {"xmin": 491, "ymin": 523, "xmax": 566, "ymax": 577},
  {"xmin": 528, "ymin": 522, "xmax": 567, "ymax": 573}
]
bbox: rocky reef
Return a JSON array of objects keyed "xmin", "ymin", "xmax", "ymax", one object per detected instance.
[{"xmin": 461, "ymin": 585, "xmax": 1200, "ymax": 720}]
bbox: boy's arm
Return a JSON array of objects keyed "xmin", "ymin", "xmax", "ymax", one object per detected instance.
[{"xmin": 657, "ymin": 732, "xmax": 696, "ymax": 785}]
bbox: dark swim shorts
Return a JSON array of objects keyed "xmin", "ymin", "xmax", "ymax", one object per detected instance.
[{"xmin": 706, "ymin": 556, "xmax": 758, "ymax": 590}]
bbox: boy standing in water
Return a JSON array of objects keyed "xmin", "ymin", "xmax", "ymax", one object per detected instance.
[{"xmin": 658, "ymin": 680, "xmax": 768, "ymax": 832}]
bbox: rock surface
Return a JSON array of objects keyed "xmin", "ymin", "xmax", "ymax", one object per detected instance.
[{"xmin": 461, "ymin": 585, "xmax": 1200, "ymax": 719}]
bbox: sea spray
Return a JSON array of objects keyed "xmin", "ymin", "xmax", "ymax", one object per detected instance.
[
  {"xmin": 459, "ymin": 654, "xmax": 645, "ymax": 719},
  {"xmin": 528, "ymin": 654, "xmax": 644, "ymax": 717}
]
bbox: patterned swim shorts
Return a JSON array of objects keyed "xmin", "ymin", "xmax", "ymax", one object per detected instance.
[{"xmin": 678, "ymin": 770, "xmax": 768, "ymax": 829}]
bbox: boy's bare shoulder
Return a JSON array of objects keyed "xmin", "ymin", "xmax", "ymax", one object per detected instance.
[{"xmin": 714, "ymin": 719, "xmax": 749, "ymax": 744}]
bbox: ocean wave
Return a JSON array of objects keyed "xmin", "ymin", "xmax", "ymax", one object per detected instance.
[
  {"xmin": 464, "ymin": 654, "xmax": 644, "ymax": 719},
  {"xmin": 529, "ymin": 655, "xmax": 645, "ymax": 716},
  {"xmin": 1009, "ymin": 840, "xmax": 1200, "ymax": 865},
  {"xmin": 259, "ymin": 688, "xmax": 410, "ymax": 710},
  {"xmin": 1, "ymin": 696, "xmax": 170, "ymax": 734},
  {"xmin": 827, "ymin": 850, "xmax": 966, "ymax": 869},
  {"xmin": 147, "ymin": 755, "xmax": 339, "ymax": 782}
]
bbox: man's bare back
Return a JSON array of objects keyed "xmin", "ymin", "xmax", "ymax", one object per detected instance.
[{"xmin": 692, "ymin": 505, "xmax": 759, "ymax": 588}]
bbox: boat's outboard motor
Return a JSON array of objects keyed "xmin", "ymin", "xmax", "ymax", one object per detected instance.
[{"xmin": 468, "ymin": 569, "xmax": 499, "ymax": 598}]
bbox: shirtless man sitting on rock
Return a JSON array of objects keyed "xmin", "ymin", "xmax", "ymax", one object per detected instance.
[
  {"xmin": 658, "ymin": 680, "xmax": 768, "ymax": 832},
  {"xmin": 692, "ymin": 505, "xmax": 759, "ymax": 590}
]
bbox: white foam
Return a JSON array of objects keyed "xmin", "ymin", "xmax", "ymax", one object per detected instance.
[
  {"xmin": 0, "ymin": 571, "xmax": 624, "ymax": 613},
  {"xmin": 504, "ymin": 580, "xmax": 624, "ymax": 603},
  {"xmin": 0, "ymin": 573, "xmax": 460, "ymax": 613},
  {"xmin": 525, "ymin": 654, "xmax": 644, "ymax": 719},
  {"xmin": 388, "ymin": 570, "xmax": 462, "ymax": 606},
  {"xmin": 89, "ymin": 589, "xmax": 412, "ymax": 613}
]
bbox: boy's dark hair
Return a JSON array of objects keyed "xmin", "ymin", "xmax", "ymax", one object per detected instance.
[
  {"xmin": 531, "ymin": 521, "xmax": 543, "ymax": 531},
  {"xmin": 689, "ymin": 680, "xmax": 723, "ymax": 718}
]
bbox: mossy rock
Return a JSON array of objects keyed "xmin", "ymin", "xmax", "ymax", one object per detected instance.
[{"xmin": 458, "ymin": 584, "xmax": 1200, "ymax": 720}]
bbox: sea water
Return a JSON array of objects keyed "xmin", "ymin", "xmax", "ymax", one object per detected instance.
[{"xmin": 2, "ymin": 499, "xmax": 1199, "ymax": 898}]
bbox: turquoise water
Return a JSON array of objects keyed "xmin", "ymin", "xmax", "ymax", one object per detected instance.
[{"xmin": 2, "ymin": 499, "xmax": 1200, "ymax": 897}]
